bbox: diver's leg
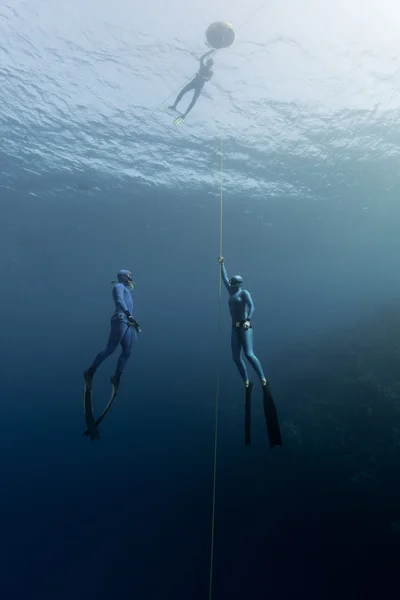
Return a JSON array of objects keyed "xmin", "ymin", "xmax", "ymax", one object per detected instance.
[
  {"xmin": 183, "ymin": 86, "xmax": 202, "ymax": 117},
  {"xmin": 231, "ymin": 329, "xmax": 249, "ymax": 384},
  {"xmin": 91, "ymin": 321, "xmax": 122, "ymax": 370},
  {"xmin": 112, "ymin": 326, "xmax": 133, "ymax": 387},
  {"xmin": 241, "ymin": 328, "xmax": 267, "ymax": 384},
  {"xmin": 169, "ymin": 80, "xmax": 196, "ymax": 109},
  {"xmin": 84, "ymin": 320, "xmax": 122, "ymax": 388},
  {"xmin": 240, "ymin": 330, "xmax": 281, "ymax": 447}
]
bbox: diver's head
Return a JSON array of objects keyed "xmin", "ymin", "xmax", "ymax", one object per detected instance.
[
  {"xmin": 117, "ymin": 269, "xmax": 134, "ymax": 290},
  {"xmin": 206, "ymin": 58, "xmax": 214, "ymax": 68},
  {"xmin": 229, "ymin": 275, "xmax": 243, "ymax": 290}
]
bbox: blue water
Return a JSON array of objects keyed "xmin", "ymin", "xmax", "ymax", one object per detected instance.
[{"xmin": 2, "ymin": 1, "xmax": 400, "ymax": 598}]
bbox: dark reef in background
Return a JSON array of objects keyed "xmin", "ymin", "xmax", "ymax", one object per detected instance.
[
  {"xmin": 274, "ymin": 300, "xmax": 400, "ymax": 527},
  {"xmin": 280, "ymin": 300, "xmax": 400, "ymax": 460}
]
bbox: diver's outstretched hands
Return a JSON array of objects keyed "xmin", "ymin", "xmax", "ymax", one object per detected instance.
[{"xmin": 218, "ymin": 256, "xmax": 224, "ymax": 264}]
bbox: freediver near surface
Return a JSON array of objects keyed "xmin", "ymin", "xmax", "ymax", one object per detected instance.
[
  {"xmin": 218, "ymin": 256, "xmax": 282, "ymax": 448},
  {"xmin": 169, "ymin": 49, "xmax": 216, "ymax": 126},
  {"xmin": 83, "ymin": 270, "xmax": 141, "ymax": 440}
]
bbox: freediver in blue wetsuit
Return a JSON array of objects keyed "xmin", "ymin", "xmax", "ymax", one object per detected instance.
[
  {"xmin": 218, "ymin": 256, "xmax": 282, "ymax": 448},
  {"xmin": 218, "ymin": 256, "xmax": 267, "ymax": 388},
  {"xmin": 84, "ymin": 270, "xmax": 141, "ymax": 392}
]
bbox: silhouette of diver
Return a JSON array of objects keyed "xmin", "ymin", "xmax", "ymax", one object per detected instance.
[
  {"xmin": 219, "ymin": 256, "xmax": 282, "ymax": 448},
  {"xmin": 83, "ymin": 270, "xmax": 141, "ymax": 393},
  {"xmin": 169, "ymin": 49, "xmax": 215, "ymax": 125}
]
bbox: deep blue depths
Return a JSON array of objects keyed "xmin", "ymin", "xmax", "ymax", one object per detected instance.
[{"xmin": 1, "ymin": 184, "xmax": 400, "ymax": 600}]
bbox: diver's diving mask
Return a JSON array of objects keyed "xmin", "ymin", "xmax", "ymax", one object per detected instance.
[{"xmin": 125, "ymin": 273, "xmax": 135, "ymax": 290}]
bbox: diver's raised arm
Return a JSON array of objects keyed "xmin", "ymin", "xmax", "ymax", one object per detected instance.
[
  {"xmin": 200, "ymin": 49, "xmax": 215, "ymax": 67},
  {"xmin": 218, "ymin": 256, "xmax": 231, "ymax": 291}
]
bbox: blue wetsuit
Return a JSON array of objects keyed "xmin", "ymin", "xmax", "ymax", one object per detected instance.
[
  {"xmin": 220, "ymin": 263, "xmax": 266, "ymax": 383},
  {"xmin": 90, "ymin": 283, "xmax": 136, "ymax": 374}
]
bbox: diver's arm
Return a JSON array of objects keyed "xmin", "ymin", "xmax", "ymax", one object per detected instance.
[
  {"xmin": 220, "ymin": 261, "xmax": 231, "ymax": 292},
  {"xmin": 200, "ymin": 49, "xmax": 214, "ymax": 67},
  {"xmin": 244, "ymin": 291, "xmax": 255, "ymax": 319},
  {"xmin": 113, "ymin": 284, "xmax": 141, "ymax": 330},
  {"xmin": 113, "ymin": 283, "xmax": 130, "ymax": 315}
]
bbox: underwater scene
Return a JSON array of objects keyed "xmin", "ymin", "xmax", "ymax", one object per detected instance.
[{"xmin": 1, "ymin": 1, "xmax": 400, "ymax": 598}]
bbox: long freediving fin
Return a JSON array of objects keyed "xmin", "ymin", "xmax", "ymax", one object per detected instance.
[
  {"xmin": 245, "ymin": 381, "xmax": 253, "ymax": 446},
  {"xmin": 262, "ymin": 382, "xmax": 282, "ymax": 449},
  {"xmin": 82, "ymin": 375, "xmax": 120, "ymax": 437},
  {"xmin": 83, "ymin": 373, "xmax": 100, "ymax": 441}
]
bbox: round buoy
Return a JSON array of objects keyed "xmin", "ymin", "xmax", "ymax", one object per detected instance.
[{"xmin": 205, "ymin": 22, "xmax": 236, "ymax": 50}]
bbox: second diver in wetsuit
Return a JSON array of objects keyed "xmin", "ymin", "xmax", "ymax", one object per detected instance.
[
  {"xmin": 83, "ymin": 270, "xmax": 141, "ymax": 392},
  {"xmin": 218, "ymin": 256, "xmax": 267, "ymax": 389},
  {"xmin": 169, "ymin": 49, "xmax": 215, "ymax": 126}
]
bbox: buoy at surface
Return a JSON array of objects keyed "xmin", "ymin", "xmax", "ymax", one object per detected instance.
[{"xmin": 205, "ymin": 22, "xmax": 236, "ymax": 49}]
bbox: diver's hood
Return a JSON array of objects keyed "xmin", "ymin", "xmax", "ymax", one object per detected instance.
[
  {"xmin": 230, "ymin": 275, "xmax": 243, "ymax": 286},
  {"xmin": 117, "ymin": 269, "xmax": 134, "ymax": 288}
]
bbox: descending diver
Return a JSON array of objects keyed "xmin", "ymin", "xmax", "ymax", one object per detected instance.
[
  {"xmin": 83, "ymin": 270, "xmax": 141, "ymax": 394},
  {"xmin": 218, "ymin": 256, "xmax": 282, "ymax": 448},
  {"xmin": 169, "ymin": 49, "xmax": 216, "ymax": 126}
]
